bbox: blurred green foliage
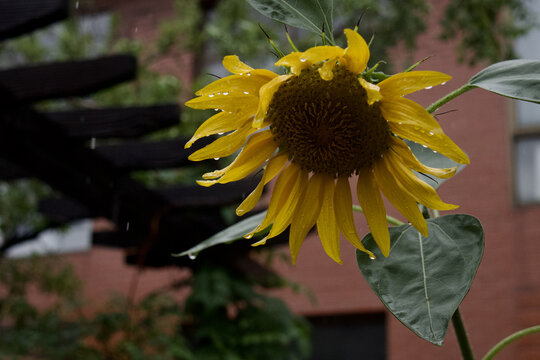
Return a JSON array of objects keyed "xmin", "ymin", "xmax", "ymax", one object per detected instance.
[{"xmin": 0, "ymin": 256, "xmax": 310, "ymax": 360}]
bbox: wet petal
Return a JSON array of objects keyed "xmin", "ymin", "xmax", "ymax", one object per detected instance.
[
  {"xmin": 391, "ymin": 137, "xmax": 456, "ymax": 179},
  {"xmin": 373, "ymin": 157, "xmax": 428, "ymax": 237},
  {"xmin": 381, "ymin": 98, "xmax": 470, "ymax": 164},
  {"xmin": 195, "ymin": 74, "xmax": 275, "ymax": 97},
  {"xmin": 318, "ymin": 58, "xmax": 338, "ymax": 80},
  {"xmin": 185, "ymin": 94, "xmax": 258, "ymax": 111},
  {"xmin": 188, "ymin": 119, "xmax": 255, "ymax": 161},
  {"xmin": 359, "ymin": 78, "xmax": 382, "ymax": 104},
  {"xmin": 379, "ymin": 71, "xmax": 451, "ymax": 98},
  {"xmin": 276, "ymin": 52, "xmax": 309, "ymax": 74},
  {"xmin": 342, "ymin": 29, "xmax": 370, "ymax": 74},
  {"xmin": 356, "ymin": 171, "xmax": 391, "ymax": 257},
  {"xmin": 386, "ymin": 151, "xmax": 459, "ymax": 210},
  {"xmin": 236, "ymin": 152, "xmax": 288, "ymax": 216},
  {"xmin": 289, "ymin": 173, "xmax": 326, "ymax": 264},
  {"xmin": 185, "ymin": 110, "xmax": 254, "ymax": 148},
  {"xmin": 334, "ymin": 177, "xmax": 375, "ymax": 257},
  {"xmin": 253, "ymin": 75, "xmax": 292, "ymax": 128},
  {"xmin": 316, "ymin": 176, "xmax": 342, "ymax": 264},
  {"xmin": 302, "ymin": 46, "xmax": 344, "ymax": 64},
  {"xmin": 223, "ymin": 55, "xmax": 253, "ymax": 74}
]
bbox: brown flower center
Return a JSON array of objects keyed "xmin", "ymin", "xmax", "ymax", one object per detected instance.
[{"xmin": 267, "ymin": 65, "xmax": 391, "ymax": 177}]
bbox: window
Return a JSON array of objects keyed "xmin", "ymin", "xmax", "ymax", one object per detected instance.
[{"xmin": 513, "ymin": 0, "xmax": 540, "ymax": 204}]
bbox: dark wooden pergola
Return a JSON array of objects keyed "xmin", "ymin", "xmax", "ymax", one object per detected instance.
[{"xmin": 0, "ymin": 0, "xmax": 275, "ymax": 276}]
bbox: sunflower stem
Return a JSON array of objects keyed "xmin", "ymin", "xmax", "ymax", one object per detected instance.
[
  {"xmin": 352, "ymin": 205, "xmax": 404, "ymax": 226},
  {"xmin": 452, "ymin": 308, "xmax": 475, "ymax": 360},
  {"xmin": 482, "ymin": 326, "xmax": 540, "ymax": 360},
  {"xmin": 426, "ymin": 84, "xmax": 475, "ymax": 114}
]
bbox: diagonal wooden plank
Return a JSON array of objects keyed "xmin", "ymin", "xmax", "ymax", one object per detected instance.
[
  {"xmin": 44, "ymin": 104, "xmax": 180, "ymax": 139},
  {"xmin": 0, "ymin": 55, "xmax": 136, "ymax": 101},
  {"xmin": 0, "ymin": 0, "xmax": 69, "ymax": 40}
]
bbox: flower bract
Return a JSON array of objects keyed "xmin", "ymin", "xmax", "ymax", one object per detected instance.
[{"xmin": 185, "ymin": 29, "xmax": 469, "ymax": 264}]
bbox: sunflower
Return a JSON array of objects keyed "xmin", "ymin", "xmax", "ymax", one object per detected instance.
[{"xmin": 185, "ymin": 29, "xmax": 469, "ymax": 264}]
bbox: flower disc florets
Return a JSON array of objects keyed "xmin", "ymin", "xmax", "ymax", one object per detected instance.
[{"xmin": 267, "ymin": 65, "xmax": 390, "ymax": 177}]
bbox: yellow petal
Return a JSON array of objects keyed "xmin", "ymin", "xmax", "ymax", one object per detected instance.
[
  {"xmin": 359, "ymin": 78, "xmax": 382, "ymax": 105},
  {"xmin": 276, "ymin": 52, "xmax": 309, "ymax": 74},
  {"xmin": 334, "ymin": 177, "xmax": 375, "ymax": 257},
  {"xmin": 342, "ymin": 29, "xmax": 370, "ymax": 74},
  {"xmin": 373, "ymin": 157, "xmax": 428, "ymax": 237},
  {"xmin": 195, "ymin": 74, "xmax": 275, "ymax": 97},
  {"xmin": 223, "ymin": 55, "xmax": 253, "ymax": 74},
  {"xmin": 390, "ymin": 137, "xmax": 456, "ymax": 179},
  {"xmin": 245, "ymin": 163, "xmax": 301, "ymax": 236},
  {"xmin": 185, "ymin": 94, "xmax": 258, "ymax": 111},
  {"xmin": 381, "ymin": 98, "xmax": 470, "ymax": 164},
  {"xmin": 356, "ymin": 171, "xmax": 391, "ymax": 257},
  {"xmin": 316, "ymin": 176, "xmax": 342, "ymax": 264},
  {"xmin": 216, "ymin": 132, "xmax": 277, "ymax": 184},
  {"xmin": 236, "ymin": 152, "xmax": 288, "ymax": 216},
  {"xmin": 253, "ymin": 75, "xmax": 292, "ymax": 128},
  {"xmin": 185, "ymin": 109, "xmax": 255, "ymax": 149},
  {"xmin": 198, "ymin": 130, "xmax": 276, "ymax": 184},
  {"xmin": 318, "ymin": 58, "xmax": 337, "ymax": 81},
  {"xmin": 386, "ymin": 151, "xmax": 458, "ymax": 210},
  {"xmin": 289, "ymin": 173, "xmax": 326, "ymax": 264},
  {"xmin": 266, "ymin": 166, "xmax": 307, "ymax": 240},
  {"xmin": 379, "ymin": 71, "xmax": 452, "ymax": 98},
  {"xmin": 188, "ymin": 119, "xmax": 255, "ymax": 161}
]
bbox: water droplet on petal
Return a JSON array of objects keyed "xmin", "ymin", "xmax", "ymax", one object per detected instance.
[
  {"xmin": 425, "ymin": 86, "xmax": 433, "ymax": 90},
  {"xmin": 208, "ymin": 94, "xmax": 215, "ymax": 97},
  {"xmin": 223, "ymin": 91, "xmax": 229, "ymax": 95},
  {"xmin": 429, "ymin": 131, "xmax": 435, "ymax": 135},
  {"xmin": 422, "ymin": 145, "xmax": 428, "ymax": 148},
  {"xmin": 217, "ymin": 132, "xmax": 225, "ymax": 135},
  {"xmin": 441, "ymin": 82, "xmax": 447, "ymax": 85},
  {"xmin": 214, "ymin": 157, "xmax": 220, "ymax": 160},
  {"xmin": 245, "ymin": 234, "xmax": 253, "ymax": 239},
  {"xmin": 300, "ymin": 58, "xmax": 307, "ymax": 62},
  {"xmin": 398, "ymin": 121, "xmax": 403, "ymax": 125},
  {"xmin": 243, "ymin": 91, "xmax": 249, "ymax": 95},
  {"xmin": 369, "ymin": 255, "xmax": 376, "ymax": 260},
  {"xmin": 188, "ymin": 253, "xmax": 197, "ymax": 260},
  {"xmin": 246, "ymin": 72, "xmax": 251, "ymax": 76}
]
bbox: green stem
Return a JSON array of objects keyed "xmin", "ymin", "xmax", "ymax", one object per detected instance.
[
  {"xmin": 426, "ymin": 84, "xmax": 475, "ymax": 114},
  {"xmin": 352, "ymin": 205, "xmax": 404, "ymax": 226},
  {"xmin": 452, "ymin": 308, "xmax": 475, "ymax": 360},
  {"xmin": 482, "ymin": 325, "xmax": 540, "ymax": 360}
]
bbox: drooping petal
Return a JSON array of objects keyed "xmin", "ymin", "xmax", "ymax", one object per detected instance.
[
  {"xmin": 289, "ymin": 173, "xmax": 326, "ymax": 264},
  {"xmin": 197, "ymin": 130, "xmax": 277, "ymax": 186},
  {"xmin": 390, "ymin": 137, "xmax": 456, "ymax": 179},
  {"xmin": 185, "ymin": 94, "xmax": 259, "ymax": 112},
  {"xmin": 223, "ymin": 55, "xmax": 253, "ymax": 74},
  {"xmin": 342, "ymin": 29, "xmax": 370, "ymax": 74},
  {"xmin": 379, "ymin": 71, "xmax": 451, "ymax": 98},
  {"xmin": 253, "ymin": 75, "xmax": 292, "ymax": 128},
  {"xmin": 236, "ymin": 152, "xmax": 288, "ymax": 216},
  {"xmin": 316, "ymin": 176, "xmax": 342, "ymax": 264},
  {"xmin": 373, "ymin": 157, "xmax": 428, "ymax": 237},
  {"xmin": 334, "ymin": 176, "xmax": 375, "ymax": 257},
  {"xmin": 356, "ymin": 171, "xmax": 391, "ymax": 257},
  {"xmin": 185, "ymin": 109, "xmax": 255, "ymax": 148},
  {"xmin": 188, "ymin": 119, "xmax": 255, "ymax": 161},
  {"xmin": 386, "ymin": 151, "xmax": 459, "ymax": 210},
  {"xmin": 318, "ymin": 58, "xmax": 338, "ymax": 81},
  {"xmin": 247, "ymin": 163, "xmax": 305, "ymax": 239},
  {"xmin": 381, "ymin": 97, "xmax": 470, "ymax": 164},
  {"xmin": 195, "ymin": 74, "xmax": 275, "ymax": 97},
  {"xmin": 276, "ymin": 52, "xmax": 310, "ymax": 75},
  {"xmin": 359, "ymin": 78, "xmax": 382, "ymax": 104}
]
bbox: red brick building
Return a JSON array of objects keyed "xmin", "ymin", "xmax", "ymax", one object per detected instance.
[{"xmin": 55, "ymin": 1, "xmax": 540, "ymax": 359}]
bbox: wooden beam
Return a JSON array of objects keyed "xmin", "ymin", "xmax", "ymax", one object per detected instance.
[
  {"xmin": 94, "ymin": 137, "xmax": 215, "ymax": 171},
  {"xmin": 0, "ymin": 55, "xmax": 136, "ymax": 101},
  {"xmin": 45, "ymin": 105, "xmax": 180, "ymax": 139},
  {"xmin": 0, "ymin": 0, "xmax": 69, "ymax": 40}
]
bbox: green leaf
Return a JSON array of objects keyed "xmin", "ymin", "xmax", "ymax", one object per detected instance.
[
  {"xmin": 469, "ymin": 59, "xmax": 540, "ymax": 103},
  {"xmin": 406, "ymin": 140, "xmax": 466, "ymax": 190},
  {"xmin": 357, "ymin": 214, "xmax": 484, "ymax": 345},
  {"xmin": 246, "ymin": 0, "xmax": 334, "ymax": 40},
  {"xmin": 173, "ymin": 211, "xmax": 267, "ymax": 258}
]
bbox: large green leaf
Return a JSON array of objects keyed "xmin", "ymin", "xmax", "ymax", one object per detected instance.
[
  {"xmin": 357, "ymin": 214, "xmax": 484, "ymax": 345},
  {"xmin": 406, "ymin": 140, "xmax": 466, "ymax": 190},
  {"xmin": 246, "ymin": 0, "xmax": 334, "ymax": 40},
  {"xmin": 469, "ymin": 59, "xmax": 540, "ymax": 103},
  {"xmin": 174, "ymin": 211, "xmax": 267, "ymax": 258}
]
